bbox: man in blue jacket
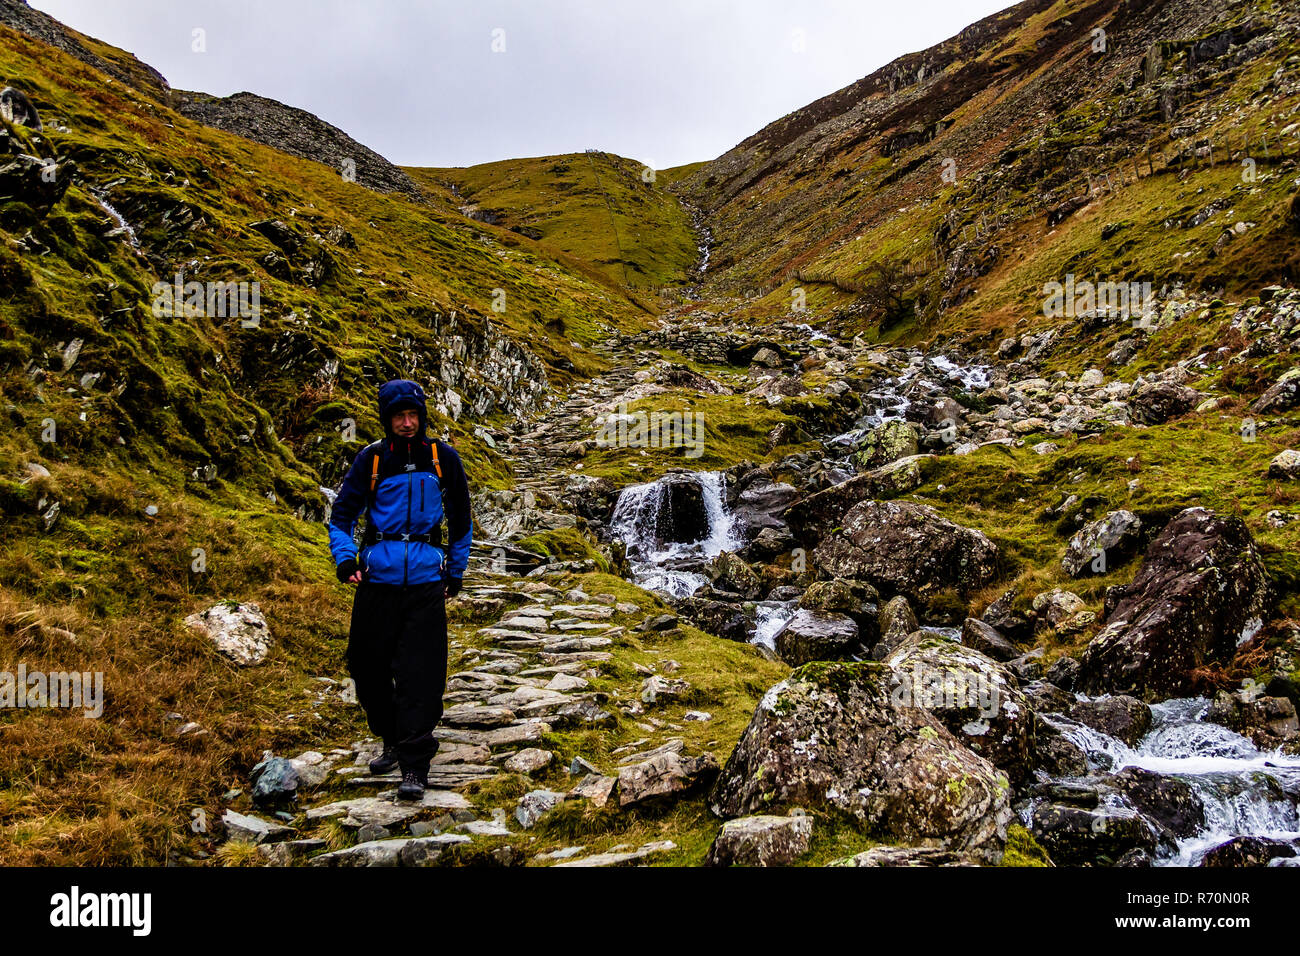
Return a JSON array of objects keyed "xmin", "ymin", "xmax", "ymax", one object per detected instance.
[{"xmin": 328, "ymin": 379, "xmax": 473, "ymax": 800}]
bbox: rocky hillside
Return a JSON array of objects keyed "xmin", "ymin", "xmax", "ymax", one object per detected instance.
[{"xmin": 672, "ymin": 0, "xmax": 1300, "ymax": 343}]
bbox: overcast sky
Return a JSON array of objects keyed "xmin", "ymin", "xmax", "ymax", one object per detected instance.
[{"xmin": 30, "ymin": 0, "xmax": 1014, "ymax": 170}]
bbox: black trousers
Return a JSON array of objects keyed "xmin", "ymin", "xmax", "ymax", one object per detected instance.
[{"xmin": 346, "ymin": 579, "xmax": 448, "ymax": 776}]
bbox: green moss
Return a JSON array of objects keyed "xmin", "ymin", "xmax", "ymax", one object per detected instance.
[{"xmin": 999, "ymin": 823, "xmax": 1054, "ymax": 867}]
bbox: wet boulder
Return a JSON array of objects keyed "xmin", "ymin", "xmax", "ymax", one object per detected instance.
[
  {"xmin": 886, "ymin": 636, "xmax": 1038, "ymax": 786},
  {"xmin": 1069, "ymin": 696, "xmax": 1153, "ymax": 747},
  {"xmin": 799, "ymin": 579, "xmax": 880, "ymax": 645},
  {"xmin": 1199, "ymin": 837, "xmax": 1297, "ymax": 867},
  {"xmin": 961, "ymin": 618, "xmax": 1019, "ymax": 662},
  {"xmin": 1062, "ymin": 510, "xmax": 1143, "ymax": 577},
  {"xmin": 774, "ymin": 609, "xmax": 862, "ymax": 666},
  {"xmin": 1028, "ymin": 803, "xmax": 1159, "ymax": 865},
  {"xmin": 657, "ymin": 474, "xmax": 709, "ymax": 543},
  {"xmin": 871, "ymin": 595, "xmax": 919, "ymax": 660},
  {"xmin": 709, "ymin": 661, "xmax": 1012, "ymax": 862},
  {"xmin": 731, "ymin": 478, "xmax": 798, "ymax": 537},
  {"xmin": 1205, "ymin": 692, "xmax": 1299, "ymax": 751},
  {"xmin": 1109, "ymin": 767, "xmax": 1205, "ymax": 844},
  {"xmin": 1077, "ymin": 508, "xmax": 1273, "ymax": 698},
  {"xmin": 981, "ymin": 588, "xmax": 1032, "ymax": 642},
  {"xmin": 707, "ymin": 551, "xmax": 763, "ymax": 600},
  {"xmin": 676, "ymin": 595, "xmax": 751, "ymax": 643},
  {"xmin": 811, "ymin": 500, "xmax": 999, "ymax": 604}
]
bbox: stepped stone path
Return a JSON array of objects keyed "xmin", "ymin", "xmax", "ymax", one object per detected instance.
[
  {"xmin": 293, "ymin": 578, "xmax": 693, "ymax": 867},
  {"xmin": 505, "ymin": 337, "xmax": 645, "ymax": 497}
]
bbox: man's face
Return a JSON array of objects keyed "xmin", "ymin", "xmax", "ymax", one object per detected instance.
[{"xmin": 391, "ymin": 407, "xmax": 419, "ymax": 438}]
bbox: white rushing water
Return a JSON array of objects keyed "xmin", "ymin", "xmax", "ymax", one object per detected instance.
[
  {"xmin": 95, "ymin": 196, "xmax": 140, "ymax": 247},
  {"xmin": 608, "ymin": 471, "xmax": 742, "ymax": 599},
  {"xmin": 752, "ymin": 600, "xmax": 797, "ymax": 650},
  {"xmin": 1038, "ymin": 696, "xmax": 1300, "ymax": 866}
]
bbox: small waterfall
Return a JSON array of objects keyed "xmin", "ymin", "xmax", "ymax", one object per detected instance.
[
  {"xmin": 1036, "ymin": 696, "xmax": 1300, "ymax": 866},
  {"xmin": 94, "ymin": 195, "xmax": 140, "ymax": 247},
  {"xmin": 752, "ymin": 600, "xmax": 797, "ymax": 650},
  {"xmin": 609, "ymin": 470, "xmax": 741, "ymax": 599}
]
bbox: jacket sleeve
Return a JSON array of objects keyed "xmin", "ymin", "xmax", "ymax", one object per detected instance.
[
  {"xmin": 440, "ymin": 441, "xmax": 473, "ymax": 579},
  {"xmin": 328, "ymin": 444, "xmax": 374, "ymax": 567}
]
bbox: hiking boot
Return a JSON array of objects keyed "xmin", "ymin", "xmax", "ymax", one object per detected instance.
[
  {"xmin": 369, "ymin": 742, "xmax": 399, "ymax": 775},
  {"xmin": 396, "ymin": 769, "xmax": 427, "ymax": 801}
]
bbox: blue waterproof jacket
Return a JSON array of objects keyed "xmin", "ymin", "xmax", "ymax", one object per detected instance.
[{"xmin": 328, "ymin": 379, "xmax": 473, "ymax": 585}]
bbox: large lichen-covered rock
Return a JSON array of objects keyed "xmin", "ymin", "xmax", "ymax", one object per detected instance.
[
  {"xmin": 1077, "ymin": 508, "xmax": 1273, "ymax": 698},
  {"xmin": 703, "ymin": 812, "xmax": 813, "ymax": 867},
  {"xmin": 885, "ymin": 636, "xmax": 1037, "ymax": 786},
  {"xmin": 709, "ymin": 661, "xmax": 1012, "ymax": 862},
  {"xmin": 853, "ymin": 420, "xmax": 919, "ymax": 469},
  {"xmin": 1062, "ymin": 510, "xmax": 1143, "ymax": 577},
  {"xmin": 812, "ymin": 500, "xmax": 998, "ymax": 602},
  {"xmin": 773, "ymin": 609, "xmax": 861, "ymax": 666}
]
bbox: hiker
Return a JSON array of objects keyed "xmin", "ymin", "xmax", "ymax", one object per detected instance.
[{"xmin": 327, "ymin": 379, "xmax": 473, "ymax": 800}]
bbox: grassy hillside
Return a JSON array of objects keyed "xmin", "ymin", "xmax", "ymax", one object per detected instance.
[{"xmin": 409, "ymin": 152, "xmax": 700, "ymax": 294}]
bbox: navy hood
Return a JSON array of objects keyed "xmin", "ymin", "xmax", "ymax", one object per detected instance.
[{"xmin": 377, "ymin": 379, "xmax": 428, "ymax": 440}]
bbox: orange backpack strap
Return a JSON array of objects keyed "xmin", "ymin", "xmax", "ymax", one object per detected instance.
[
  {"xmin": 431, "ymin": 440, "xmax": 443, "ymax": 480},
  {"xmin": 369, "ymin": 444, "xmax": 381, "ymax": 493}
]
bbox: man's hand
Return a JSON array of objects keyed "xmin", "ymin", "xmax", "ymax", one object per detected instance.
[
  {"xmin": 336, "ymin": 558, "xmax": 363, "ymax": 584},
  {"xmin": 444, "ymin": 576, "xmax": 462, "ymax": 599}
]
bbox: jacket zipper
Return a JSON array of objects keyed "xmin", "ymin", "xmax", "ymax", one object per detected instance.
[{"xmin": 402, "ymin": 443, "xmax": 412, "ymax": 586}]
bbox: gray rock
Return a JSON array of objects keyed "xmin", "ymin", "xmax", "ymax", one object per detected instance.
[
  {"xmin": 503, "ymin": 748, "xmax": 554, "ymax": 774},
  {"xmin": 811, "ymin": 500, "xmax": 998, "ymax": 604},
  {"xmin": 515, "ymin": 789, "xmax": 565, "ymax": 828},
  {"xmin": 774, "ymin": 609, "xmax": 861, "ymax": 666},
  {"xmin": 184, "ymin": 601, "xmax": 272, "ymax": 666},
  {"xmin": 1070, "ymin": 695, "xmax": 1153, "ymax": 746},
  {"xmin": 222, "ymin": 809, "xmax": 292, "ymax": 844},
  {"xmin": 617, "ymin": 750, "xmax": 719, "ymax": 808},
  {"xmin": 308, "ymin": 834, "xmax": 470, "ymax": 867},
  {"xmin": 704, "ymin": 812, "xmax": 814, "ymax": 866},
  {"xmin": 1062, "ymin": 510, "xmax": 1143, "ymax": 577}
]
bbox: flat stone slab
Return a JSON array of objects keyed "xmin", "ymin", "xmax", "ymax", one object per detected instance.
[
  {"xmin": 551, "ymin": 840, "xmax": 676, "ymax": 867},
  {"xmin": 308, "ymin": 834, "xmax": 471, "ymax": 867},
  {"xmin": 442, "ymin": 705, "xmax": 517, "ymax": 728},
  {"xmin": 305, "ymin": 790, "xmax": 471, "ymax": 828}
]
